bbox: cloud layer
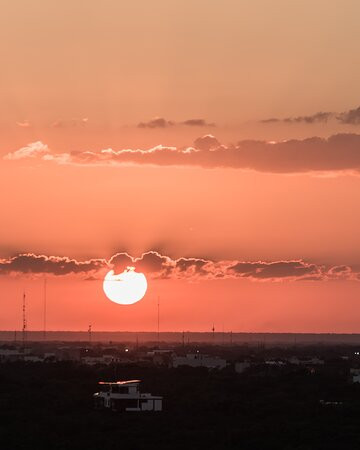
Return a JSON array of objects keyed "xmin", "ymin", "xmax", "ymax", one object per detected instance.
[
  {"xmin": 5, "ymin": 133, "xmax": 360, "ymax": 174},
  {"xmin": 0, "ymin": 251, "xmax": 358, "ymax": 282}
]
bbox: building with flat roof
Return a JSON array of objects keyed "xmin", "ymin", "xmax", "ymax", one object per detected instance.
[{"xmin": 93, "ymin": 380, "xmax": 163, "ymax": 412}]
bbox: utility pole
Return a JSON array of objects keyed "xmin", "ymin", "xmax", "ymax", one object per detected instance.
[
  {"xmin": 212, "ymin": 324, "xmax": 215, "ymax": 343},
  {"xmin": 88, "ymin": 324, "xmax": 92, "ymax": 345},
  {"xmin": 157, "ymin": 296, "xmax": 160, "ymax": 348},
  {"xmin": 43, "ymin": 278, "xmax": 47, "ymax": 341},
  {"xmin": 22, "ymin": 292, "xmax": 27, "ymax": 352}
]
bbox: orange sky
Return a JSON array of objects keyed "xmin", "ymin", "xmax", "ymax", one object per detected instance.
[{"xmin": 1, "ymin": 0, "xmax": 360, "ymax": 332}]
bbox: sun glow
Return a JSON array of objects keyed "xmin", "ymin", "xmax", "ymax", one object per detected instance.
[{"xmin": 103, "ymin": 267, "xmax": 147, "ymax": 305}]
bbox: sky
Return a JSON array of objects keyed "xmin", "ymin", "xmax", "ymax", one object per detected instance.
[{"xmin": 1, "ymin": 0, "xmax": 360, "ymax": 333}]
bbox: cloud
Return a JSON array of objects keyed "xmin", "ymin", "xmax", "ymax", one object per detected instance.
[
  {"xmin": 228, "ymin": 260, "xmax": 319, "ymax": 279},
  {"xmin": 193, "ymin": 134, "xmax": 220, "ymax": 150},
  {"xmin": 0, "ymin": 253, "xmax": 106, "ymax": 276},
  {"xmin": 337, "ymin": 106, "xmax": 360, "ymax": 125},
  {"xmin": 0, "ymin": 251, "xmax": 358, "ymax": 282},
  {"xmin": 52, "ymin": 118, "xmax": 88, "ymax": 128},
  {"xmin": 261, "ymin": 106, "xmax": 360, "ymax": 126},
  {"xmin": 138, "ymin": 117, "xmax": 215, "ymax": 128},
  {"xmin": 286, "ymin": 112, "xmax": 334, "ymax": 124},
  {"xmin": 138, "ymin": 118, "xmax": 175, "ymax": 128},
  {"xmin": 16, "ymin": 120, "xmax": 31, "ymax": 128},
  {"xmin": 181, "ymin": 119, "xmax": 215, "ymax": 127},
  {"xmin": 261, "ymin": 112, "xmax": 334, "ymax": 124},
  {"xmin": 261, "ymin": 118, "xmax": 280, "ymax": 123},
  {"xmin": 7, "ymin": 133, "xmax": 360, "ymax": 174},
  {"xmin": 3, "ymin": 141, "xmax": 49, "ymax": 160}
]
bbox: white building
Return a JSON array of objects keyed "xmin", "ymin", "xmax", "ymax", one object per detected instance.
[
  {"xmin": 93, "ymin": 380, "xmax": 163, "ymax": 412},
  {"xmin": 172, "ymin": 353, "xmax": 227, "ymax": 370}
]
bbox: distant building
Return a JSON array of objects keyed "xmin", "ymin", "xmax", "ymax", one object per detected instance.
[
  {"xmin": 147, "ymin": 349, "xmax": 173, "ymax": 366},
  {"xmin": 93, "ymin": 380, "xmax": 163, "ymax": 412},
  {"xmin": 288, "ymin": 356, "xmax": 324, "ymax": 366},
  {"xmin": 353, "ymin": 374, "xmax": 360, "ymax": 383},
  {"xmin": 265, "ymin": 360, "xmax": 286, "ymax": 366},
  {"xmin": 82, "ymin": 356, "xmax": 106, "ymax": 365},
  {"xmin": 172, "ymin": 353, "xmax": 226, "ymax": 370},
  {"xmin": 350, "ymin": 368, "xmax": 360, "ymax": 383},
  {"xmin": 24, "ymin": 355, "xmax": 43, "ymax": 362},
  {"xmin": 0, "ymin": 349, "xmax": 23, "ymax": 362},
  {"xmin": 82, "ymin": 354, "xmax": 130, "ymax": 365},
  {"xmin": 55, "ymin": 347, "xmax": 82, "ymax": 361},
  {"xmin": 235, "ymin": 361, "xmax": 251, "ymax": 374}
]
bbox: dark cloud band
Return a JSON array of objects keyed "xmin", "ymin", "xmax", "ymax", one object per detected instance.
[{"xmin": 0, "ymin": 251, "xmax": 358, "ymax": 282}]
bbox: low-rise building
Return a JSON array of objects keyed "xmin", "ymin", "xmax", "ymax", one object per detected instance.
[
  {"xmin": 350, "ymin": 368, "xmax": 360, "ymax": 383},
  {"xmin": 82, "ymin": 355, "xmax": 123, "ymax": 365},
  {"xmin": 93, "ymin": 380, "xmax": 162, "ymax": 412},
  {"xmin": 172, "ymin": 353, "xmax": 227, "ymax": 370},
  {"xmin": 288, "ymin": 356, "xmax": 324, "ymax": 366},
  {"xmin": 0, "ymin": 349, "xmax": 24, "ymax": 362},
  {"xmin": 235, "ymin": 361, "xmax": 251, "ymax": 374}
]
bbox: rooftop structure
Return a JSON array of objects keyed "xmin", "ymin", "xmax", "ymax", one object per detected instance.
[{"xmin": 93, "ymin": 380, "xmax": 162, "ymax": 412}]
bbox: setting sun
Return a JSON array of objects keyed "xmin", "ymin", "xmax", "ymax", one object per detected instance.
[{"xmin": 103, "ymin": 268, "xmax": 148, "ymax": 305}]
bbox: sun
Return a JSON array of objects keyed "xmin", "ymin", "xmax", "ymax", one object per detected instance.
[{"xmin": 103, "ymin": 267, "xmax": 147, "ymax": 305}]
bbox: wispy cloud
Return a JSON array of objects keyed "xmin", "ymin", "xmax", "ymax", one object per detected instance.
[
  {"xmin": 16, "ymin": 120, "xmax": 31, "ymax": 128},
  {"xmin": 138, "ymin": 117, "xmax": 175, "ymax": 128},
  {"xmin": 181, "ymin": 119, "xmax": 215, "ymax": 127},
  {"xmin": 261, "ymin": 112, "xmax": 334, "ymax": 124},
  {"xmin": 261, "ymin": 106, "xmax": 360, "ymax": 125},
  {"xmin": 51, "ymin": 118, "xmax": 88, "ymax": 128},
  {"xmin": 5, "ymin": 133, "xmax": 360, "ymax": 174},
  {"xmin": 337, "ymin": 106, "xmax": 360, "ymax": 125},
  {"xmin": 138, "ymin": 117, "xmax": 215, "ymax": 128},
  {"xmin": 0, "ymin": 251, "xmax": 358, "ymax": 282},
  {"xmin": 3, "ymin": 141, "xmax": 49, "ymax": 160}
]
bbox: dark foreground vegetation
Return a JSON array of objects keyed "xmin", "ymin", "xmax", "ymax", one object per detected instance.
[{"xmin": 1, "ymin": 357, "xmax": 360, "ymax": 449}]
